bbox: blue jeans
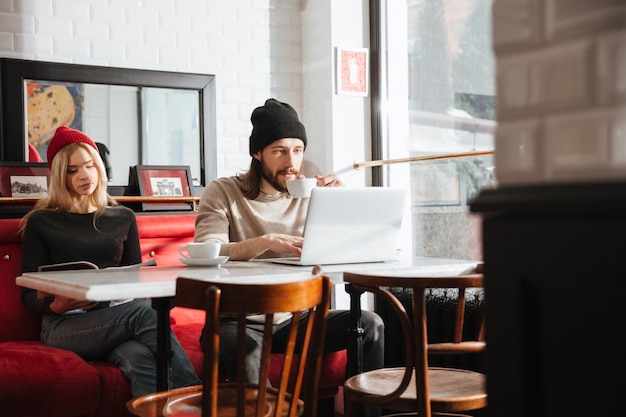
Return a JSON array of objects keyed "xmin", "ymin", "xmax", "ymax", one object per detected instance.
[{"xmin": 41, "ymin": 299, "xmax": 201, "ymax": 397}]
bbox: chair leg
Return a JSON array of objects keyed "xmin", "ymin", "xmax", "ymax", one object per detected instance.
[
  {"xmin": 343, "ymin": 396, "xmax": 360, "ymax": 417},
  {"xmin": 317, "ymin": 397, "xmax": 336, "ymax": 417}
]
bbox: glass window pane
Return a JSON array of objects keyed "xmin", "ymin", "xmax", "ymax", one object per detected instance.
[
  {"xmin": 382, "ymin": 0, "xmax": 496, "ymax": 260},
  {"xmin": 142, "ymin": 88, "xmax": 201, "ymax": 185}
]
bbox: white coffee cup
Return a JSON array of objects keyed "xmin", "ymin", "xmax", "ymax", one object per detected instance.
[
  {"xmin": 286, "ymin": 177, "xmax": 317, "ymax": 198},
  {"xmin": 178, "ymin": 242, "xmax": 220, "ymax": 259}
]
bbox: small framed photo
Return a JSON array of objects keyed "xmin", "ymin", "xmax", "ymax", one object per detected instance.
[
  {"xmin": 0, "ymin": 162, "xmax": 49, "ymax": 198},
  {"xmin": 134, "ymin": 165, "xmax": 193, "ymax": 211},
  {"xmin": 336, "ymin": 47, "xmax": 369, "ymax": 96}
]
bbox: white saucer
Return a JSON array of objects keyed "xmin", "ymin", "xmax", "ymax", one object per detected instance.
[{"xmin": 179, "ymin": 256, "xmax": 229, "ymax": 267}]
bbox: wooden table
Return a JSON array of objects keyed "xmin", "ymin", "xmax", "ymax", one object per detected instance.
[
  {"xmin": 16, "ymin": 257, "xmax": 479, "ymax": 391},
  {"xmin": 340, "ymin": 260, "xmax": 480, "ymax": 378}
]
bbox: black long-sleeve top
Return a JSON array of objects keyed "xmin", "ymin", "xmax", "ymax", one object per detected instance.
[{"xmin": 20, "ymin": 206, "xmax": 142, "ymax": 315}]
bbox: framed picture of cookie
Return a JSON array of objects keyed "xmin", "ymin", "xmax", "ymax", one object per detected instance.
[
  {"xmin": 26, "ymin": 80, "xmax": 84, "ymax": 160},
  {"xmin": 0, "ymin": 162, "xmax": 49, "ymax": 198}
]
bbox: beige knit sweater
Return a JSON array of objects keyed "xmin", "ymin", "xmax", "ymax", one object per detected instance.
[{"xmin": 194, "ymin": 176, "xmax": 310, "ymax": 259}]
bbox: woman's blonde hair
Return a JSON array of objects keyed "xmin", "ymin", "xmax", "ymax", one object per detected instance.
[{"xmin": 21, "ymin": 142, "xmax": 116, "ymax": 232}]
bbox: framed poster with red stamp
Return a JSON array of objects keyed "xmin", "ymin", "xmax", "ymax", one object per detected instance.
[{"xmin": 336, "ymin": 47, "xmax": 369, "ymax": 96}]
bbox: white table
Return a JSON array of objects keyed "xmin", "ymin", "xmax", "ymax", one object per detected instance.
[
  {"xmin": 16, "ymin": 262, "xmax": 313, "ymax": 391},
  {"xmin": 16, "ymin": 257, "xmax": 479, "ymax": 391},
  {"xmin": 16, "ymin": 257, "xmax": 477, "ymax": 302},
  {"xmin": 16, "ymin": 263, "xmax": 320, "ymax": 301}
]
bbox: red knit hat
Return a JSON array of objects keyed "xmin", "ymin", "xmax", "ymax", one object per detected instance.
[{"xmin": 46, "ymin": 126, "xmax": 98, "ymax": 169}]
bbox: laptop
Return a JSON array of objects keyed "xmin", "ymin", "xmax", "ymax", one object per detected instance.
[{"xmin": 265, "ymin": 187, "xmax": 406, "ymax": 266}]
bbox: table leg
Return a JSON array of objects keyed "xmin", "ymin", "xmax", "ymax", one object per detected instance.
[
  {"xmin": 152, "ymin": 297, "xmax": 174, "ymax": 392},
  {"xmin": 345, "ymin": 284, "xmax": 365, "ymax": 378}
]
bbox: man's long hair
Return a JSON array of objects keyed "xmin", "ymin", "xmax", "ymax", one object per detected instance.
[{"xmin": 237, "ymin": 158, "xmax": 263, "ymax": 200}]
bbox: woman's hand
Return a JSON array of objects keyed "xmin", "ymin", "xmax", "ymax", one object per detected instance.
[
  {"xmin": 316, "ymin": 174, "xmax": 344, "ymax": 187},
  {"xmin": 50, "ymin": 295, "xmax": 99, "ymax": 314}
]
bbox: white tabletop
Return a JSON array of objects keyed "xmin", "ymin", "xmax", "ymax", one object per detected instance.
[
  {"xmin": 248, "ymin": 257, "xmax": 478, "ymax": 279},
  {"xmin": 16, "ymin": 263, "xmax": 313, "ymax": 301},
  {"xmin": 16, "ymin": 257, "xmax": 480, "ymax": 302}
]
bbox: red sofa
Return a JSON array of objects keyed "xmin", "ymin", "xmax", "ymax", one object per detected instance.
[{"xmin": 0, "ymin": 213, "xmax": 346, "ymax": 417}]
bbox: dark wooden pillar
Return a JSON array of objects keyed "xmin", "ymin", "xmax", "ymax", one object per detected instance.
[{"xmin": 470, "ymin": 182, "xmax": 626, "ymax": 417}]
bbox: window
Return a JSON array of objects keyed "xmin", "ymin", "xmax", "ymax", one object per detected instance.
[{"xmin": 373, "ymin": 0, "xmax": 496, "ymax": 260}]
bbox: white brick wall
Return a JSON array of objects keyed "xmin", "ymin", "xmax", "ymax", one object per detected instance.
[
  {"xmin": 0, "ymin": 0, "xmax": 305, "ymax": 178},
  {"xmin": 493, "ymin": 0, "xmax": 626, "ymax": 185}
]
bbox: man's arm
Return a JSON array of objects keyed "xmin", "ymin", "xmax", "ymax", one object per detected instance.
[
  {"xmin": 195, "ymin": 180, "xmax": 304, "ymax": 261},
  {"xmin": 194, "ymin": 181, "xmax": 233, "ymax": 250}
]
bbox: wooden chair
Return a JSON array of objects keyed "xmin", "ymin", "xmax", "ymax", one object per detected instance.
[
  {"xmin": 127, "ymin": 272, "xmax": 332, "ymax": 417},
  {"xmin": 343, "ymin": 272, "xmax": 487, "ymax": 417}
]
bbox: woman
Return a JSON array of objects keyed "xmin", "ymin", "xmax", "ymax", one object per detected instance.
[{"xmin": 20, "ymin": 126, "xmax": 200, "ymax": 397}]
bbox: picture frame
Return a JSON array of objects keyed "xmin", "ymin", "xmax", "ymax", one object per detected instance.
[
  {"xmin": 26, "ymin": 80, "xmax": 84, "ymax": 154},
  {"xmin": 133, "ymin": 165, "xmax": 193, "ymax": 211},
  {"xmin": 1, "ymin": 58, "xmax": 218, "ymax": 186},
  {"xmin": 0, "ymin": 162, "xmax": 49, "ymax": 198},
  {"xmin": 336, "ymin": 47, "xmax": 369, "ymax": 96}
]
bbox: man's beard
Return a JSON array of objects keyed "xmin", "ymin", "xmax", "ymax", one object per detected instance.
[{"xmin": 260, "ymin": 161, "xmax": 300, "ymax": 193}]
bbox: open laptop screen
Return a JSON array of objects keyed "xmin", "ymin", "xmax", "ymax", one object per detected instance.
[{"xmin": 271, "ymin": 187, "xmax": 406, "ymax": 266}]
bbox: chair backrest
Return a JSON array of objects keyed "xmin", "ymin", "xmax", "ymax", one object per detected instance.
[
  {"xmin": 175, "ymin": 273, "xmax": 332, "ymax": 417},
  {"xmin": 346, "ymin": 272, "xmax": 485, "ymax": 417}
]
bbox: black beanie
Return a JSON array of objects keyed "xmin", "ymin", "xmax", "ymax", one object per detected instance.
[{"xmin": 249, "ymin": 99, "xmax": 307, "ymax": 156}]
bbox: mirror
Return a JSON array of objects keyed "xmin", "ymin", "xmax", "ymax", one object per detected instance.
[{"xmin": 0, "ymin": 58, "xmax": 216, "ymax": 187}]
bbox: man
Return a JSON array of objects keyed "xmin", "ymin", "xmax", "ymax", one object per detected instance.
[{"xmin": 195, "ymin": 98, "xmax": 383, "ymax": 415}]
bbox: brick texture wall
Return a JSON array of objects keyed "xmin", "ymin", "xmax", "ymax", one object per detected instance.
[
  {"xmin": 492, "ymin": 0, "xmax": 626, "ymax": 185},
  {"xmin": 0, "ymin": 0, "xmax": 305, "ymax": 178}
]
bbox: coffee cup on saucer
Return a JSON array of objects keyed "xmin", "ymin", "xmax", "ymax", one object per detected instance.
[
  {"xmin": 286, "ymin": 177, "xmax": 317, "ymax": 198},
  {"xmin": 178, "ymin": 242, "xmax": 220, "ymax": 259}
]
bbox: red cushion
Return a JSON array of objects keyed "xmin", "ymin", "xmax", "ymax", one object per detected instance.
[
  {"xmin": 0, "ymin": 218, "xmax": 22, "ymax": 244},
  {"xmin": 92, "ymin": 362, "xmax": 135, "ymax": 417},
  {"xmin": 135, "ymin": 214, "xmax": 195, "ymax": 240},
  {"xmin": 0, "ymin": 219, "xmax": 40, "ymax": 342},
  {"xmin": 268, "ymin": 349, "xmax": 347, "ymax": 398},
  {"xmin": 0, "ymin": 341, "xmax": 101, "ymax": 417},
  {"xmin": 170, "ymin": 306, "xmax": 205, "ymax": 325},
  {"xmin": 141, "ymin": 237, "xmax": 195, "ymax": 266},
  {"xmin": 318, "ymin": 350, "xmax": 347, "ymax": 389},
  {"xmin": 172, "ymin": 322, "xmax": 206, "ymax": 379},
  {"xmin": 136, "ymin": 214, "xmax": 196, "ymax": 267}
]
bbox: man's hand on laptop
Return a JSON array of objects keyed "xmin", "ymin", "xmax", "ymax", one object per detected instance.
[
  {"xmin": 316, "ymin": 174, "xmax": 344, "ymax": 187},
  {"xmin": 229, "ymin": 233, "xmax": 303, "ymax": 261},
  {"xmin": 264, "ymin": 233, "xmax": 303, "ymax": 256}
]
